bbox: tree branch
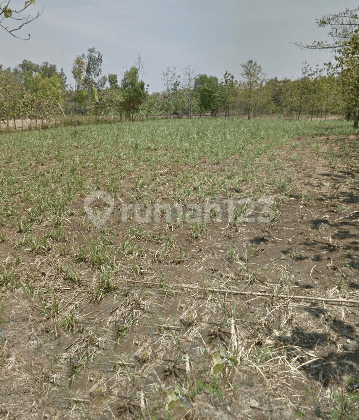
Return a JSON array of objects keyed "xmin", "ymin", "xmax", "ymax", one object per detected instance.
[{"xmin": 0, "ymin": 1, "xmax": 43, "ymax": 40}]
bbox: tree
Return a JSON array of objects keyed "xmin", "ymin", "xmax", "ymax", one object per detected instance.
[
  {"xmin": 83, "ymin": 48, "xmax": 107, "ymax": 91},
  {"xmin": 71, "ymin": 48, "xmax": 107, "ymax": 116},
  {"xmin": 22, "ymin": 71, "xmax": 65, "ymax": 120},
  {"xmin": 72, "ymin": 48, "xmax": 107, "ymax": 92},
  {"xmin": 121, "ymin": 66, "xmax": 147, "ymax": 120},
  {"xmin": 261, "ymin": 77, "xmax": 286, "ymax": 115},
  {"xmin": 298, "ymin": 6, "xmax": 359, "ymax": 126},
  {"xmin": 295, "ymin": 6, "xmax": 359, "ymax": 51},
  {"xmin": 194, "ymin": 74, "xmax": 222, "ymax": 116},
  {"xmin": 134, "ymin": 54, "xmax": 145, "ymax": 78},
  {"xmin": 0, "ymin": 0, "xmax": 43, "ymax": 40},
  {"xmin": 0, "ymin": 68, "xmax": 22, "ymax": 129},
  {"xmin": 240, "ymin": 61, "xmax": 264, "ymax": 120},
  {"xmin": 137, "ymin": 92, "xmax": 160, "ymax": 120},
  {"xmin": 336, "ymin": 30, "xmax": 359, "ymax": 127},
  {"xmin": 39, "ymin": 62, "xmax": 67, "ymax": 89},
  {"xmin": 97, "ymin": 87, "xmax": 124, "ymax": 120},
  {"xmin": 72, "ymin": 55, "xmax": 86, "ymax": 91},
  {"xmin": 161, "ymin": 66, "xmax": 181, "ymax": 117},
  {"xmin": 108, "ymin": 74, "xmax": 118, "ymax": 88},
  {"xmin": 17, "ymin": 59, "xmax": 40, "ymax": 75},
  {"xmin": 181, "ymin": 65, "xmax": 197, "ymax": 118},
  {"xmin": 13, "ymin": 60, "xmax": 67, "ymax": 90},
  {"xmin": 221, "ymin": 71, "xmax": 236, "ymax": 118}
]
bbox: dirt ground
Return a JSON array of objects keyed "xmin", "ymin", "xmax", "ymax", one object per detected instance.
[{"xmin": 0, "ymin": 132, "xmax": 358, "ymax": 419}]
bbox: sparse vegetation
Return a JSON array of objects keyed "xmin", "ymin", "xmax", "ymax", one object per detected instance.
[{"xmin": 0, "ymin": 116, "xmax": 358, "ymax": 418}]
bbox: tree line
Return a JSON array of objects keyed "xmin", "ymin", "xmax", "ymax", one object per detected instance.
[
  {"xmin": 0, "ymin": 51, "xmax": 347, "ymax": 128},
  {"xmin": 1, "ymin": 3, "xmax": 359, "ymax": 127}
]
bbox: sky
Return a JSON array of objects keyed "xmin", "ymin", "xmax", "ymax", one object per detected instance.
[{"xmin": 1, "ymin": 0, "xmax": 358, "ymax": 93}]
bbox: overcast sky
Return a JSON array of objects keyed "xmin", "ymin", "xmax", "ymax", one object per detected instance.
[{"xmin": 1, "ymin": 0, "xmax": 358, "ymax": 93}]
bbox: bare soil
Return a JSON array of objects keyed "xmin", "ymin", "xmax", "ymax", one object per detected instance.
[{"xmin": 0, "ymin": 132, "xmax": 358, "ymax": 419}]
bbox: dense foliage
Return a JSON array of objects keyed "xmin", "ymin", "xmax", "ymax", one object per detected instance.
[{"xmin": 0, "ymin": 42, "xmax": 352, "ymax": 129}]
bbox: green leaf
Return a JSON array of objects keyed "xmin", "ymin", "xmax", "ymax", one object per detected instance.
[
  {"xmin": 167, "ymin": 400, "xmax": 178, "ymax": 411},
  {"xmin": 203, "ymin": 383, "xmax": 212, "ymax": 393},
  {"xmin": 228, "ymin": 356, "xmax": 238, "ymax": 366},
  {"xmin": 3, "ymin": 7, "xmax": 13, "ymax": 18},
  {"xmin": 219, "ymin": 346, "xmax": 227, "ymax": 357},
  {"xmin": 166, "ymin": 391, "xmax": 179, "ymax": 411},
  {"xmin": 212, "ymin": 355, "xmax": 224, "ymax": 374},
  {"xmin": 212, "ymin": 362, "xmax": 224, "ymax": 374}
]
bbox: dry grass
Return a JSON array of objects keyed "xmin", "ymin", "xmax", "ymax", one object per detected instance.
[{"xmin": 0, "ymin": 118, "xmax": 358, "ymax": 419}]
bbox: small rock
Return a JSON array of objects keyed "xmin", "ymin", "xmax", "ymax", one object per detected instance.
[{"xmin": 249, "ymin": 398, "xmax": 260, "ymax": 408}]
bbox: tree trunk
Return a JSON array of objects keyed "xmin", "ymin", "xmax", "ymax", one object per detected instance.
[{"xmin": 354, "ymin": 112, "xmax": 358, "ymax": 129}]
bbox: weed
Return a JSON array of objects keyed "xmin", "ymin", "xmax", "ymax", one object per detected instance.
[
  {"xmin": 21, "ymin": 235, "xmax": 52, "ymax": 254},
  {"xmin": 75, "ymin": 246, "xmax": 88, "ymax": 262},
  {"xmin": 329, "ymin": 390, "xmax": 359, "ymax": 420},
  {"xmin": 70, "ymin": 348, "xmax": 91, "ymax": 383},
  {"xmin": 191, "ymin": 376, "xmax": 224, "ymax": 401},
  {"xmin": 313, "ymin": 142, "xmax": 321, "ymax": 155},
  {"xmin": 274, "ymin": 175, "xmax": 291, "ymax": 193},
  {"xmin": 120, "ymin": 240, "xmax": 136, "ymax": 256},
  {"xmin": 252, "ymin": 345, "xmax": 271, "ymax": 364},
  {"xmin": 0, "ymin": 269, "xmax": 20, "ymax": 290},
  {"xmin": 209, "ymin": 206, "xmax": 218, "ymax": 220},
  {"xmin": 1, "ymin": 117, "xmax": 359, "ymax": 417},
  {"xmin": 58, "ymin": 265, "xmax": 81, "ymax": 285},
  {"xmin": 115, "ymin": 315, "xmax": 137, "ymax": 343},
  {"xmin": 172, "ymin": 248, "xmax": 189, "ymax": 264},
  {"xmin": 226, "ymin": 249, "xmax": 238, "ymax": 263},
  {"xmin": 17, "ymin": 220, "xmax": 32, "ymax": 233},
  {"xmin": 48, "ymin": 226, "xmax": 65, "ymax": 241},
  {"xmin": 20, "ymin": 280, "xmax": 35, "ymax": 297},
  {"xmin": 60, "ymin": 310, "xmax": 77, "ymax": 332},
  {"xmin": 190, "ymin": 222, "xmax": 207, "ymax": 241},
  {"xmin": 127, "ymin": 225, "xmax": 147, "ymax": 241},
  {"xmin": 40, "ymin": 292, "xmax": 59, "ymax": 318},
  {"xmin": 159, "ymin": 275, "xmax": 174, "ymax": 296},
  {"xmin": 233, "ymin": 201, "xmax": 250, "ymax": 222},
  {"xmin": 212, "ymin": 345, "xmax": 238, "ymax": 374},
  {"xmin": 89, "ymin": 241, "xmax": 114, "ymax": 268},
  {"xmin": 93, "ymin": 266, "xmax": 117, "ymax": 303},
  {"xmin": 294, "ymin": 408, "xmax": 306, "ymax": 418}
]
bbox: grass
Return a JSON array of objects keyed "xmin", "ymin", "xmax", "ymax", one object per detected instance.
[
  {"xmin": 93, "ymin": 265, "xmax": 117, "ymax": 302},
  {"xmin": 0, "ymin": 117, "xmax": 359, "ymax": 418},
  {"xmin": 0, "ymin": 118, "xmax": 354, "ymax": 231},
  {"xmin": 0, "ymin": 269, "xmax": 21, "ymax": 291}
]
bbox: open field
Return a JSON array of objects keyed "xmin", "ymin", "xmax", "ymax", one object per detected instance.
[
  {"xmin": 0, "ymin": 118, "xmax": 358, "ymax": 419},
  {"xmin": 0, "ymin": 114, "xmax": 345, "ymax": 132}
]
